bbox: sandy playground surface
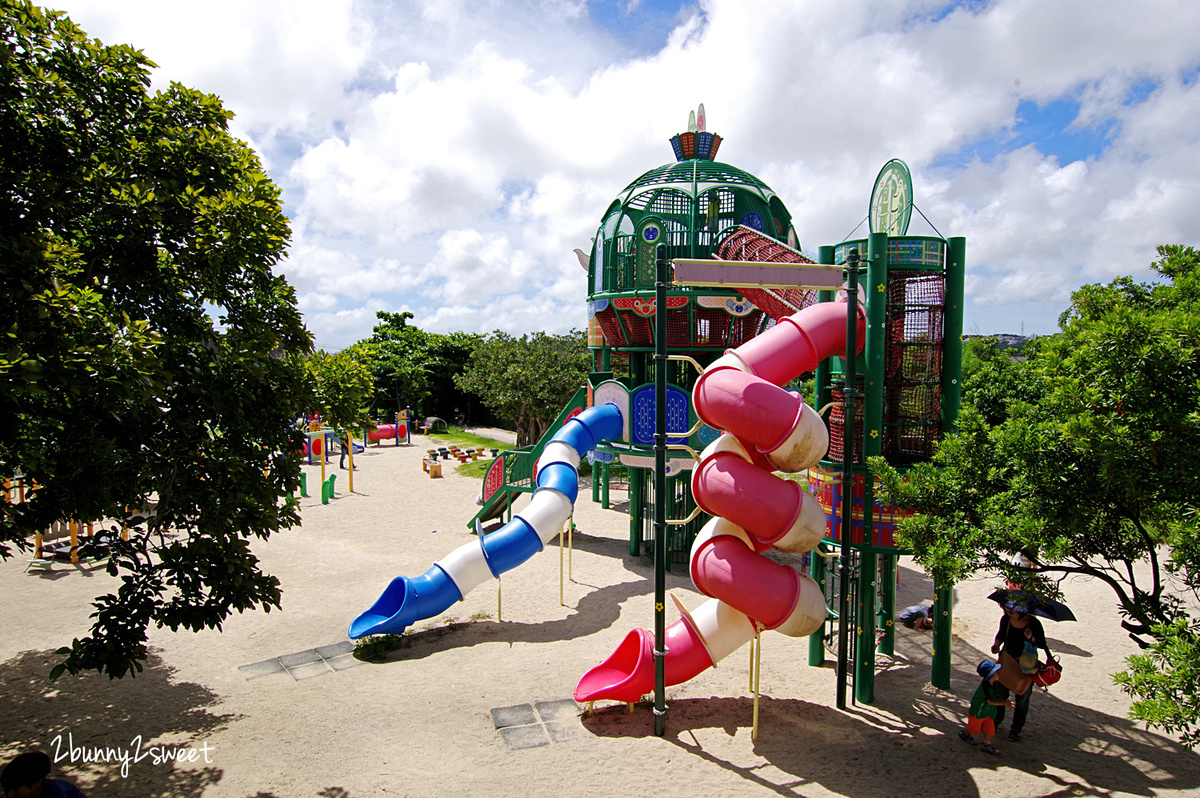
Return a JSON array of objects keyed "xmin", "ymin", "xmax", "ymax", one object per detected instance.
[{"xmin": 2, "ymin": 431, "xmax": 1199, "ymax": 797}]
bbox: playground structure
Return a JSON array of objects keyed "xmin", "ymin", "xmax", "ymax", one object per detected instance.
[
  {"xmin": 350, "ymin": 108, "xmax": 964, "ymax": 719},
  {"xmin": 349, "ymin": 404, "xmax": 623, "ymax": 638},
  {"xmin": 365, "ymin": 410, "xmax": 412, "ymax": 447},
  {"xmin": 571, "ymin": 111, "xmax": 964, "ymax": 707},
  {"xmin": 302, "ymin": 411, "xmax": 408, "ymax": 499},
  {"xmin": 4, "ymin": 474, "xmax": 137, "ymax": 568},
  {"xmin": 574, "ymin": 299, "xmax": 860, "ymax": 704}
]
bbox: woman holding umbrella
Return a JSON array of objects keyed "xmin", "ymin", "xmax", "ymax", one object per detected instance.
[{"xmin": 989, "ymin": 588, "xmax": 1071, "ymax": 742}]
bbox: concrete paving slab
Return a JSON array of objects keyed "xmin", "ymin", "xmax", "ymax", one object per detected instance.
[
  {"xmin": 491, "ymin": 703, "xmax": 537, "ymax": 729},
  {"xmin": 497, "ymin": 724, "xmax": 549, "ymax": 750}
]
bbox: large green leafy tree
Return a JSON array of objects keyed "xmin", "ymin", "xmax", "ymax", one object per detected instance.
[
  {"xmin": 0, "ymin": 2, "xmax": 311, "ymax": 678},
  {"xmin": 455, "ymin": 330, "xmax": 589, "ymax": 447},
  {"xmin": 362, "ymin": 311, "xmax": 479, "ymax": 420},
  {"xmin": 304, "ymin": 345, "xmax": 375, "ymax": 435},
  {"xmin": 872, "ymin": 245, "xmax": 1200, "ymax": 746},
  {"xmin": 960, "ymin": 335, "xmax": 1044, "ymax": 426}
]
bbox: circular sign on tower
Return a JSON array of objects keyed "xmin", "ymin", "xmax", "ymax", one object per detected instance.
[{"xmin": 869, "ymin": 159, "xmax": 913, "ymax": 236}]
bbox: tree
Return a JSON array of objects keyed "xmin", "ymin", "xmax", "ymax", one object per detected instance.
[
  {"xmin": 0, "ymin": 2, "xmax": 311, "ymax": 679},
  {"xmin": 361, "ymin": 311, "xmax": 479, "ymax": 420},
  {"xmin": 455, "ymin": 330, "xmax": 589, "ymax": 447},
  {"xmin": 960, "ymin": 336, "xmax": 1044, "ymax": 426},
  {"xmin": 304, "ymin": 345, "xmax": 375, "ymax": 435},
  {"xmin": 364, "ymin": 312, "xmax": 431, "ymax": 415},
  {"xmin": 872, "ymin": 245, "xmax": 1200, "ymax": 746}
]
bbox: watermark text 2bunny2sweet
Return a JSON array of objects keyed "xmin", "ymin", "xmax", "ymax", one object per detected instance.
[{"xmin": 51, "ymin": 732, "xmax": 214, "ymax": 778}]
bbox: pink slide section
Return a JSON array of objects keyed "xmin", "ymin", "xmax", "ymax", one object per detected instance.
[{"xmin": 575, "ymin": 299, "xmax": 864, "ymax": 704}]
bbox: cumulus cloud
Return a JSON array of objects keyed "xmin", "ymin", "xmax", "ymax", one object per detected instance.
[{"xmin": 47, "ymin": 0, "xmax": 1200, "ymax": 346}]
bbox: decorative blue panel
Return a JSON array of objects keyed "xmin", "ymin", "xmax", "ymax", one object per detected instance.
[
  {"xmin": 630, "ymin": 384, "xmax": 690, "ymax": 446},
  {"xmin": 695, "ymin": 423, "xmax": 721, "ymax": 448}
]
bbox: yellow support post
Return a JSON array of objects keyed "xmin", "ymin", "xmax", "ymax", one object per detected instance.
[{"xmin": 752, "ymin": 624, "xmax": 763, "ymax": 742}]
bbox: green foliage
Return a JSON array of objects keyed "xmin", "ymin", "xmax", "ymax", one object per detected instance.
[
  {"xmin": 303, "ymin": 344, "xmax": 375, "ymax": 434},
  {"xmin": 352, "ymin": 633, "xmax": 409, "ymax": 662},
  {"xmin": 873, "ymin": 244, "xmax": 1200, "ymax": 745},
  {"xmin": 1, "ymin": 2, "xmax": 311, "ymax": 678},
  {"xmin": 455, "ymin": 330, "xmax": 589, "ymax": 447},
  {"xmin": 960, "ymin": 336, "xmax": 1047, "ymax": 425},
  {"xmin": 1113, "ymin": 618, "xmax": 1200, "ymax": 749},
  {"xmin": 362, "ymin": 311, "xmax": 479, "ymax": 418}
]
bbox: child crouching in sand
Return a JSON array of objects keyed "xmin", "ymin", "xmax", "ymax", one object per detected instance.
[{"xmin": 959, "ymin": 659, "xmax": 1015, "ymax": 755}]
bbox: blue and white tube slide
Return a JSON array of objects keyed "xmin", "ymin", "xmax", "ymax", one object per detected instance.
[{"xmin": 348, "ymin": 403, "xmax": 624, "ymax": 639}]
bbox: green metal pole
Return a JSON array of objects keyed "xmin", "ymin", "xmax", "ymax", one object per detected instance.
[
  {"xmin": 836, "ymin": 248, "xmax": 862, "ymax": 711},
  {"xmin": 812, "ymin": 246, "xmax": 835, "ymax": 671},
  {"xmin": 601, "ymin": 461, "xmax": 611, "ymax": 509},
  {"xmin": 855, "ymin": 549, "xmax": 876, "ymax": 704},
  {"xmin": 815, "ymin": 246, "xmax": 836, "ymax": 422},
  {"xmin": 653, "ymin": 244, "xmax": 668, "ymax": 737},
  {"xmin": 629, "ymin": 467, "xmax": 643, "ymax": 556},
  {"xmin": 809, "ymin": 551, "xmax": 827, "ymax": 666},
  {"xmin": 931, "ymin": 237, "xmax": 965, "ymax": 691},
  {"xmin": 592, "ymin": 460, "xmax": 601, "ymax": 504},
  {"xmin": 879, "ymin": 554, "xmax": 896, "ymax": 656},
  {"xmin": 855, "ymin": 231, "xmax": 888, "ymax": 703},
  {"xmin": 932, "ymin": 581, "xmax": 953, "ymax": 689},
  {"xmin": 942, "ymin": 237, "xmax": 967, "ymax": 434}
]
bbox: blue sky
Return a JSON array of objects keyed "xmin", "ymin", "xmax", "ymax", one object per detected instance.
[{"xmin": 45, "ymin": 0, "xmax": 1200, "ymax": 349}]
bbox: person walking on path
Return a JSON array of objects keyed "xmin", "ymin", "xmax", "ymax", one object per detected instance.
[
  {"xmin": 991, "ymin": 606, "xmax": 1053, "ymax": 742},
  {"xmin": 959, "ymin": 659, "xmax": 1015, "ymax": 756}
]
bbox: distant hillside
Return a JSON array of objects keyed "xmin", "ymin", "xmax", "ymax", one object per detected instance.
[{"xmin": 963, "ymin": 333, "xmax": 1032, "ymax": 352}]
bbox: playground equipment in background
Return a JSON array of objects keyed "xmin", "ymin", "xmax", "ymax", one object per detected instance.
[
  {"xmin": 419, "ymin": 416, "xmax": 449, "ymax": 435},
  {"xmin": 574, "ymin": 300, "xmax": 862, "ymax": 703},
  {"xmin": 348, "ymin": 404, "xmax": 622, "ymax": 639},
  {"xmin": 365, "ymin": 409, "xmax": 412, "ymax": 447},
  {"xmin": 5, "ymin": 475, "xmax": 135, "ymax": 568},
  {"xmin": 303, "ymin": 419, "xmax": 367, "ymax": 496}
]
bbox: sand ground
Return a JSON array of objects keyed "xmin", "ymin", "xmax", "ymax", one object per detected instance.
[{"xmin": 2, "ymin": 433, "xmax": 1199, "ymax": 797}]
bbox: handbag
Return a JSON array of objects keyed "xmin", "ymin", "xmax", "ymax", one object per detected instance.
[{"xmin": 1032, "ymin": 655, "xmax": 1062, "ymax": 688}]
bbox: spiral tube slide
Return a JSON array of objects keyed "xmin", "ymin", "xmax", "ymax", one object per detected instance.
[
  {"xmin": 349, "ymin": 403, "xmax": 624, "ymax": 639},
  {"xmin": 574, "ymin": 300, "xmax": 864, "ymax": 703}
]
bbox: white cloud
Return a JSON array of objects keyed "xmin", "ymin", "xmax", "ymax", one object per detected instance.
[{"xmin": 45, "ymin": 0, "xmax": 1200, "ymax": 344}]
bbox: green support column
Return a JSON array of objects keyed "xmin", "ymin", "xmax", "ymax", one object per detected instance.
[
  {"xmin": 815, "ymin": 246, "xmax": 836, "ymax": 415},
  {"xmin": 601, "ymin": 461, "xmax": 611, "ymax": 509},
  {"xmin": 836, "ymin": 248, "xmax": 862, "ymax": 711},
  {"xmin": 930, "ymin": 238, "xmax": 965, "ymax": 691},
  {"xmin": 809, "ymin": 551, "xmax": 828, "ymax": 666},
  {"xmin": 811, "ymin": 251, "xmax": 835, "ymax": 670},
  {"xmin": 879, "ymin": 554, "xmax": 896, "ymax": 656},
  {"xmin": 942, "ymin": 237, "xmax": 967, "ymax": 434},
  {"xmin": 592, "ymin": 461, "xmax": 601, "ymax": 503},
  {"xmin": 628, "ymin": 467, "xmax": 644, "ymax": 556},
  {"xmin": 855, "ymin": 548, "xmax": 877, "ymax": 703},
  {"xmin": 854, "ymin": 232, "xmax": 888, "ymax": 704},
  {"xmin": 653, "ymin": 244, "xmax": 668, "ymax": 737},
  {"xmin": 932, "ymin": 581, "xmax": 953, "ymax": 689}
]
